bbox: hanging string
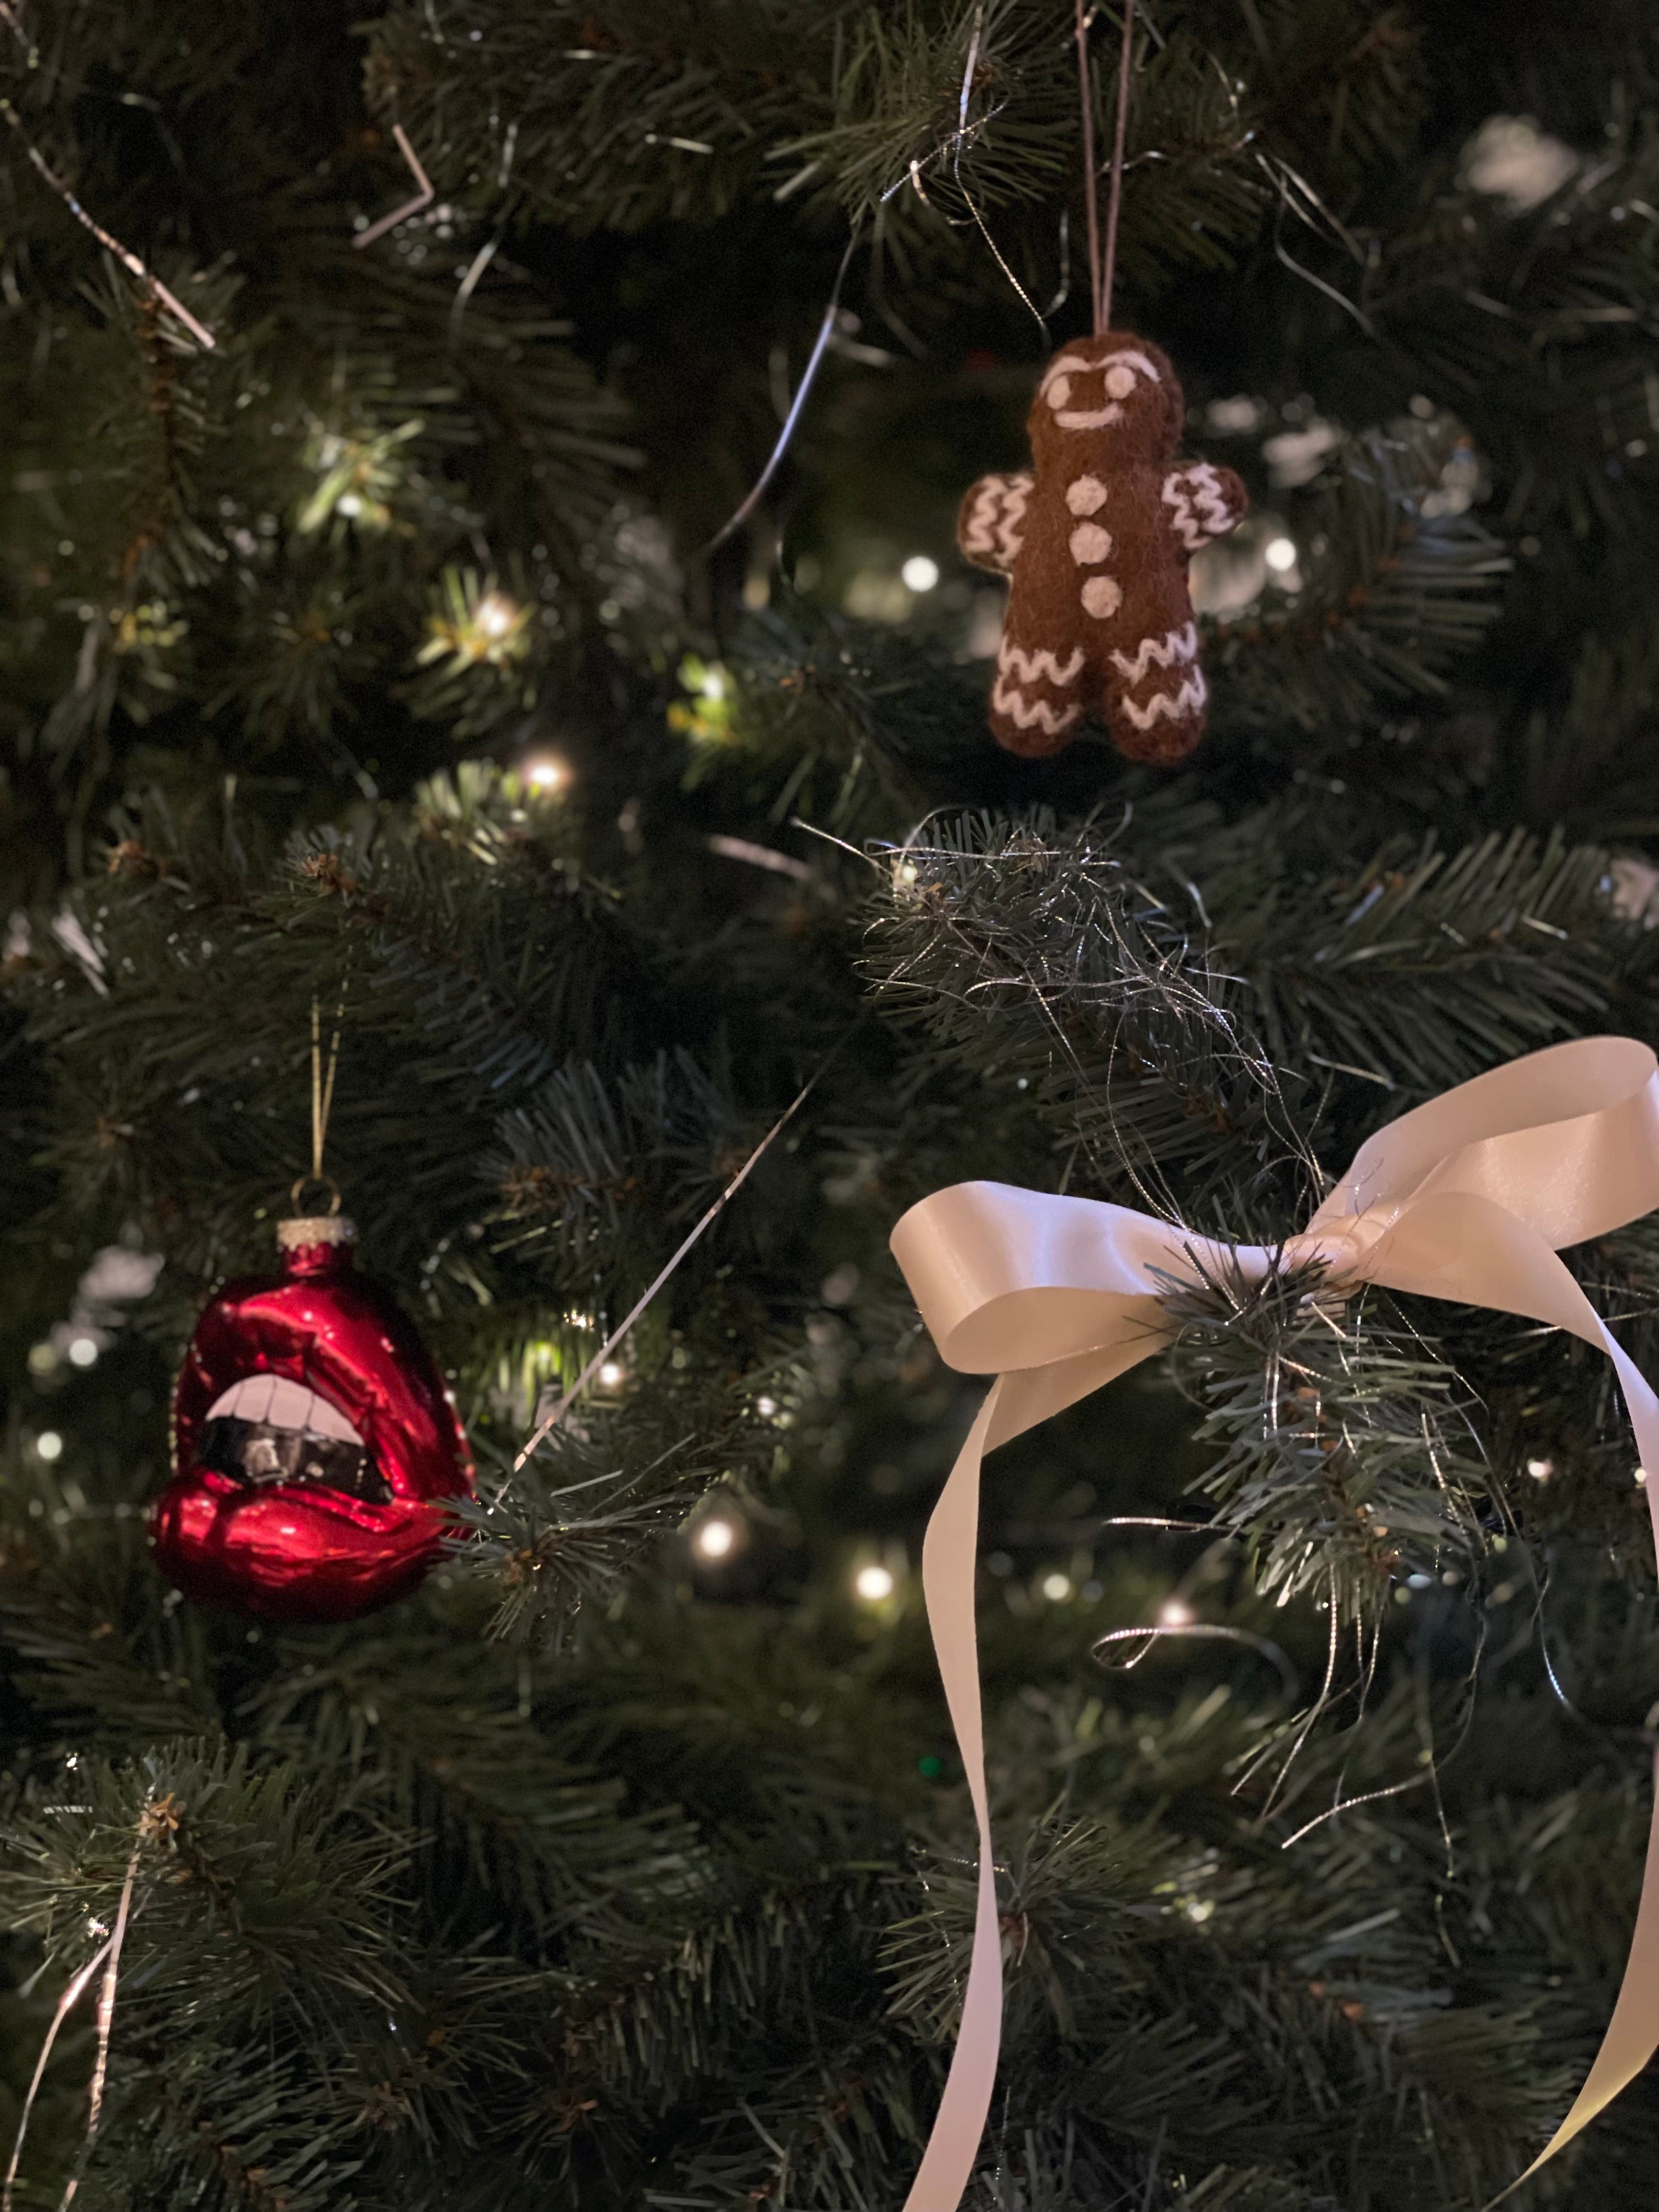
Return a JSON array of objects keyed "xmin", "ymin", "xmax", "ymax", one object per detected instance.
[
  {"xmin": 0, "ymin": 103, "xmax": 216, "ymax": 350},
  {"xmin": 311, "ymin": 994, "xmax": 345, "ymax": 1185},
  {"xmin": 1074, "ymin": 3, "xmax": 1103, "ymax": 334},
  {"xmin": 2, "ymin": 1944, "xmax": 109, "ymax": 2212},
  {"xmin": 706, "ymin": 232, "xmax": 859, "ymax": 552},
  {"xmin": 352, "ymin": 122, "xmax": 435, "ymax": 251},
  {"xmin": 1099, "ymin": 0, "xmax": 1136, "ymax": 328},
  {"xmin": 512, "ymin": 1059, "xmax": 828, "ymax": 1472},
  {"xmin": 3, "ymin": 1809, "xmax": 156, "ymax": 2212},
  {"xmin": 1075, "ymin": 0, "xmax": 1138, "ymax": 336},
  {"xmin": 61, "ymin": 1837, "xmax": 142, "ymax": 2209},
  {"xmin": 293, "ymin": 992, "xmax": 347, "ymax": 1214}
]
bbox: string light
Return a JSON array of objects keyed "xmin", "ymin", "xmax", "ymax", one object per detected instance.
[
  {"xmin": 35, "ymin": 1431, "xmax": 63, "ymax": 1462},
  {"xmin": 67, "ymin": 1335, "xmax": 99, "ymax": 1368},
  {"xmin": 755, "ymin": 1395, "xmax": 778, "ymax": 1417},
  {"xmin": 1159, "ymin": 1598, "xmax": 1194, "ymax": 1627},
  {"xmin": 901, "ymin": 555, "xmax": 940, "ymax": 592},
  {"xmin": 473, "ymin": 591, "xmax": 518, "ymax": 639},
  {"xmin": 596, "ymin": 1359, "xmax": 625, "ymax": 1389},
  {"xmin": 693, "ymin": 1517, "xmax": 738, "ymax": 1560},
  {"xmin": 418, "ymin": 573, "xmax": 529, "ymax": 670},
  {"xmin": 1264, "ymin": 537, "xmax": 1297, "ymax": 573},
  {"xmin": 1040, "ymin": 1571, "xmax": 1072, "ymax": 1602},
  {"xmin": 854, "ymin": 1562, "xmax": 895, "ymax": 1603},
  {"xmin": 523, "ymin": 755, "xmax": 569, "ymax": 794}
]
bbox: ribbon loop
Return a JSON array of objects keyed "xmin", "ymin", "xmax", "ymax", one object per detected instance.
[{"xmin": 890, "ymin": 1036, "xmax": 1659, "ymax": 2210}]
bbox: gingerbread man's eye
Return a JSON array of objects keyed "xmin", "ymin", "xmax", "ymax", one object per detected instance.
[
  {"xmin": 1047, "ymin": 375, "xmax": 1073, "ymax": 410},
  {"xmin": 1104, "ymin": 364, "xmax": 1136, "ymax": 400}
]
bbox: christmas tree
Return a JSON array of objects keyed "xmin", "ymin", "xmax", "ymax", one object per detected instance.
[{"xmin": 6, "ymin": 1, "xmax": 1659, "ymax": 2204}]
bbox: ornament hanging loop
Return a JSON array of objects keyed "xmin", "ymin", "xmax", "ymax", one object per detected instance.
[{"xmin": 289, "ymin": 1173, "xmax": 344, "ymax": 1218}]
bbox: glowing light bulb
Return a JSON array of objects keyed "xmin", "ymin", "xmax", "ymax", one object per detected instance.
[
  {"xmin": 523, "ymin": 755, "xmax": 568, "ymax": 793},
  {"xmin": 1264, "ymin": 537, "xmax": 1297, "ymax": 573},
  {"xmin": 854, "ymin": 1563, "xmax": 895, "ymax": 1603},
  {"xmin": 1040, "ymin": 1571, "xmax": 1072, "ymax": 1602},
  {"xmin": 596, "ymin": 1360, "xmax": 625, "ymax": 1389},
  {"xmin": 695, "ymin": 1517, "xmax": 737, "ymax": 1560},
  {"xmin": 67, "ymin": 1335, "xmax": 99, "ymax": 1368},
  {"xmin": 1159, "ymin": 1598, "xmax": 1194, "ymax": 1627},
  {"xmin": 474, "ymin": 591, "xmax": 518, "ymax": 639},
  {"xmin": 901, "ymin": 555, "xmax": 940, "ymax": 592},
  {"xmin": 755, "ymin": 1395, "xmax": 778, "ymax": 1418},
  {"xmin": 35, "ymin": 1430, "xmax": 63, "ymax": 1462}
]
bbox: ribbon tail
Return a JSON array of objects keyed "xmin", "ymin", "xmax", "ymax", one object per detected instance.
[
  {"xmin": 1487, "ymin": 1329, "xmax": 1659, "ymax": 2202},
  {"xmin": 904, "ymin": 1384, "xmax": 1003, "ymax": 2212},
  {"xmin": 1491, "ymin": 1740, "xmax": 1659, "ymax": 2206}
]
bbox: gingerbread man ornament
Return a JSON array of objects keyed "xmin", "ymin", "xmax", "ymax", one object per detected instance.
[{"xmin": 959, "ymin": 331, "xmax": 1246, "ymax": 763}]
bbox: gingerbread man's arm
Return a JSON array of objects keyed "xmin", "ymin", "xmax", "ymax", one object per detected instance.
[
  {"xmin": 957, "ymin": 471, "xmax": 1035, "ymax": 575},
  {"xmin": 1159, "ymin": 461, "xmax": 1248, "ymax": 552}
]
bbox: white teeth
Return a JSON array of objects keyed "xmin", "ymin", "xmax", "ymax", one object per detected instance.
[{"xmin": 207, "ymin": 1375, "xmax": 363, "ymax": 1444}]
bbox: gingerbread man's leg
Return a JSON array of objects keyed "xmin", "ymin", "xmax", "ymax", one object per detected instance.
[
  {"xmin": 1103, "ymin": 620, "xmax": 1208, "ymax": 765},
  {"xmin": 988, "ymin": 587, "xmax": 1088, "ymax": 758}
]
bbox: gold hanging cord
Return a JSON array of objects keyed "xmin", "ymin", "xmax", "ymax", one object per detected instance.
[{"xmin": 291, "ymin": 991, "xmax": 346, "ymax": 1215}]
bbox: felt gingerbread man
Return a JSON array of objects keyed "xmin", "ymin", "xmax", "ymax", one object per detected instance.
[{"xmin": 958, "ymin": 331, "xmax": 1247, "ymax": 764}]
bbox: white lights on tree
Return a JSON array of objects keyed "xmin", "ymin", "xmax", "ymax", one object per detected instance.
[
  {"xmin": 474, "ymin": 591, "xmax": 519, "ymax": 639},
  {"xmin": 854, "ymin": 1562, "xmax": 895, "ymax": 1602},
  {"xmin": 1263, "ymin": 537, "xmax": 1297, "ymax": 573},
  {"xmin": 694, "ymin": 1517, "xmax": 738, "ymax": 1560},
  {"xmin": 901, "ymin": 555, "xmax": 940, "ymax": 592}
]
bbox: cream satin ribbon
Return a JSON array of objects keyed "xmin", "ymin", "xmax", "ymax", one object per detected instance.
[{"xmin": 889, "ymin": 1035, "xmax": 1659, "ymax": 2210}]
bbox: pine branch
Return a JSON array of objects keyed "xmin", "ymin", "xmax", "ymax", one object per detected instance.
[
  {"xmin": 1163, "ymin": 1254, "xmax": 1487, "ymax": 1620},
  {"xmin": 1212, "ymin": 419, "xmax": 1510, "ymax": 730}
]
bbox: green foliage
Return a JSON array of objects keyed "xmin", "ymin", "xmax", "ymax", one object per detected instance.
[
  {"xmin": 1214, "ymin": 419, "xmax": 1511, "ymax": 729},
  {"xmin": 1165, "ymin": 1256, "xmax": 1486, "ymax": 1618},
  {"xmin": 8, "ymin": 0, "xmax": 1659, "ymax": 2206}
]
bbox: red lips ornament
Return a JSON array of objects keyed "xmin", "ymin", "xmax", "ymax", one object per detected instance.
[{"xmin": 150, "ymin": 1213, "xmax": 474, "ymax": 1623}]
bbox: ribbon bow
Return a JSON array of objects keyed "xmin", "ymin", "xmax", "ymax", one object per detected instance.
[{"xmin": 889, "ymin": 1035, "xmax": 1659, "ymax": 2210}]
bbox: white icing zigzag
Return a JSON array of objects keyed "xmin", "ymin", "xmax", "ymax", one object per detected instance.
[
  {"xmin": 998, "ymin": 642, "xmax": 1084, "ymax": 687},
  {"xmin": 962, "ymin": 472, "xmax": 1034, "ymax": 570},
  {"xmin": 1110, "ymin": 623, "xmax": 1197, "ymax": 685},
  {"xmin": 991, "ymin": 677, "xmax": 1082, "ymax": 735},
  {"xmin": 1160, "ymin": 464, "xmax": 1233, "ymax": 551},
  {"xmin": 1119, "ymin": 670, "xmax": 1207, "ymax": 731}
]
